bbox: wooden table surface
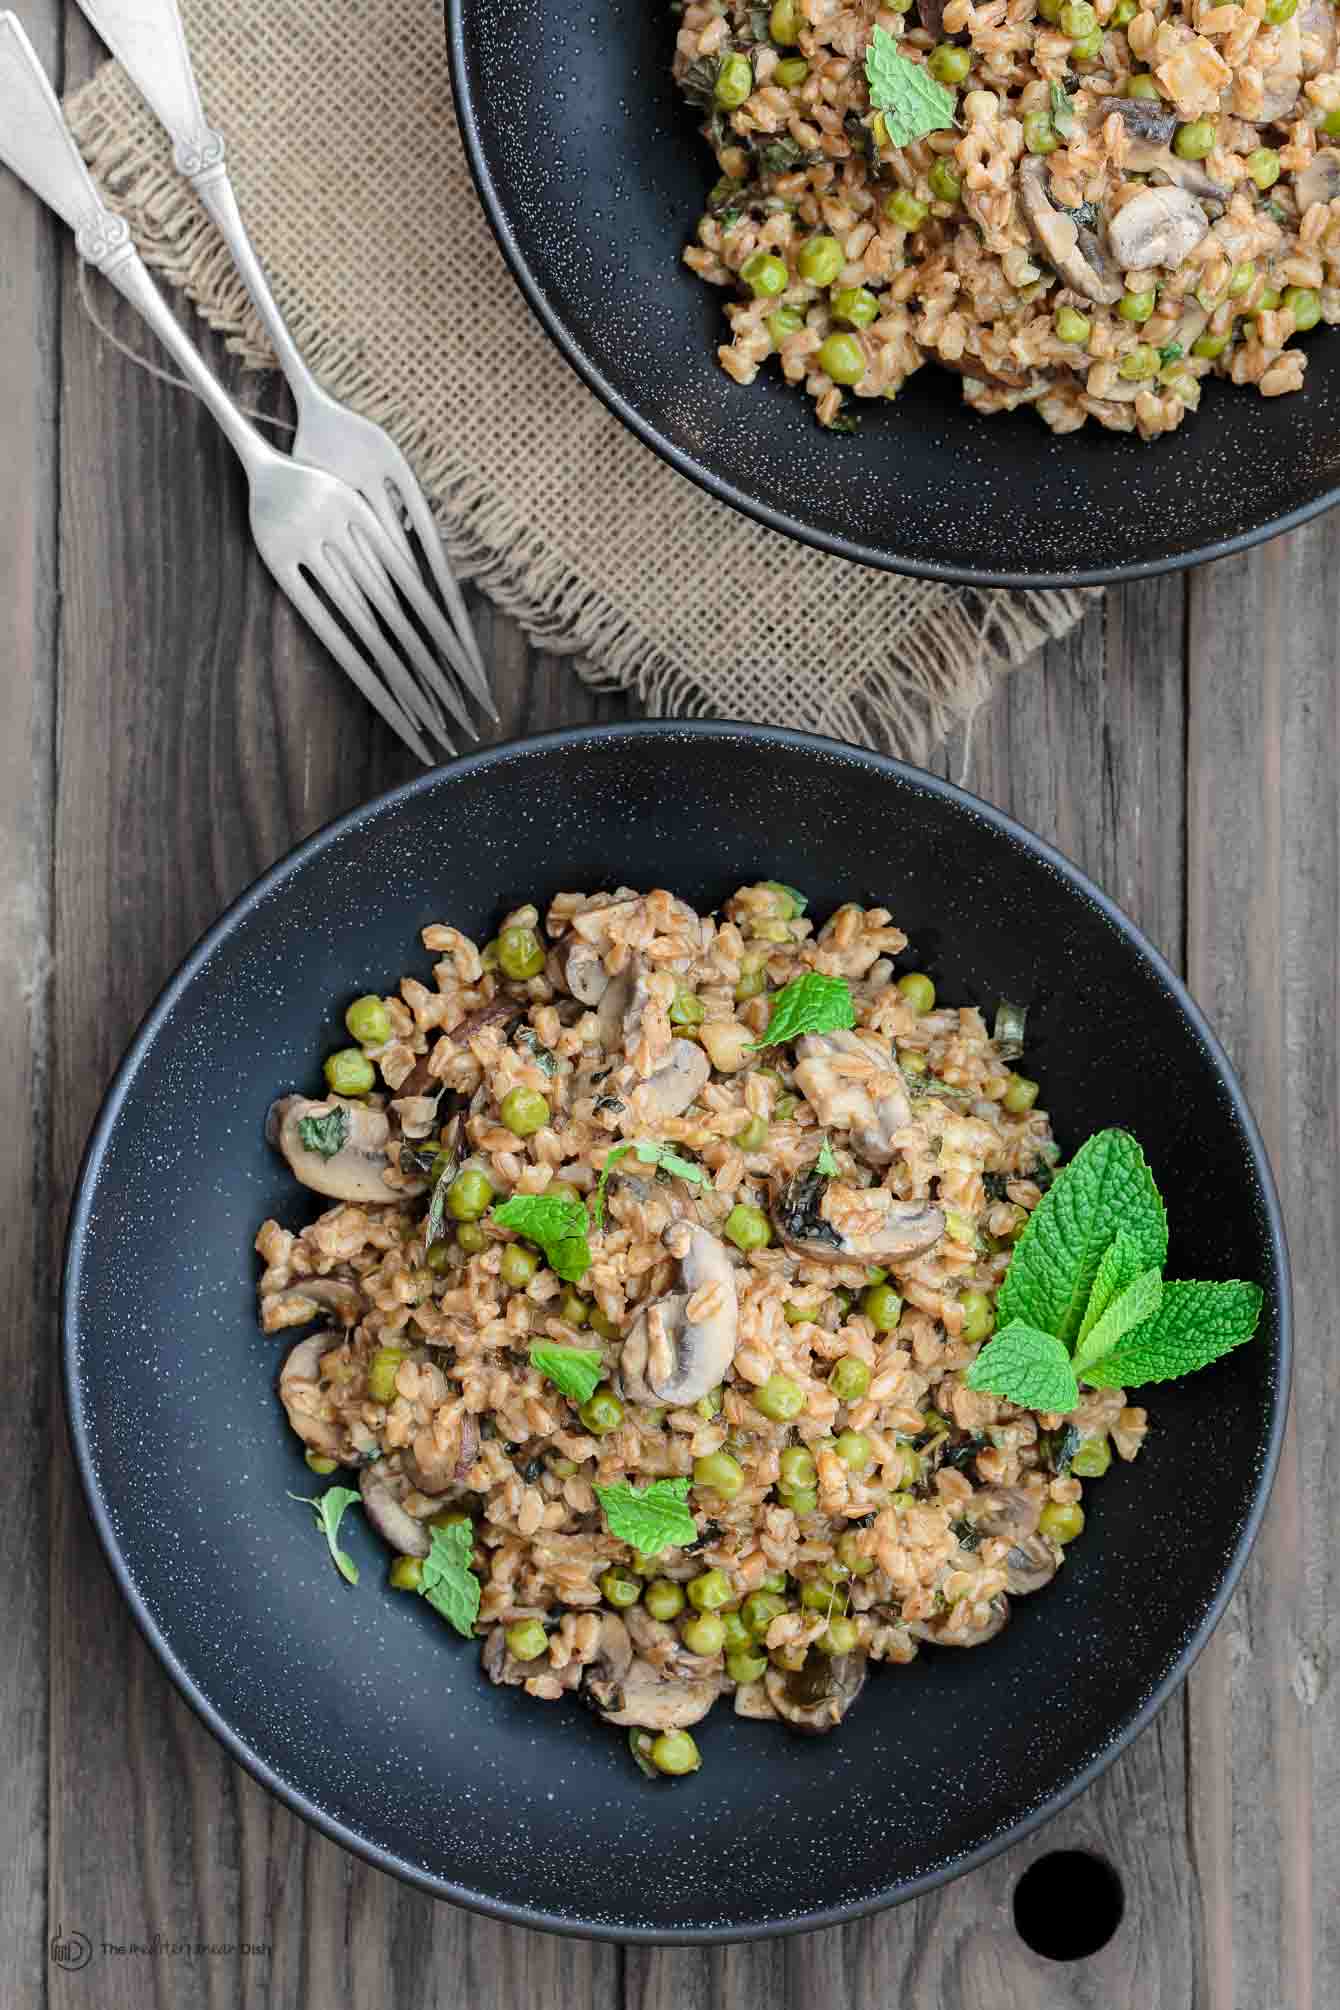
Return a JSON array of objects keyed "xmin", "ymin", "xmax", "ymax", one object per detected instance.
[{"xmin": 4, "ymin": 5, "xmax": 1337, "ymax": 2005}]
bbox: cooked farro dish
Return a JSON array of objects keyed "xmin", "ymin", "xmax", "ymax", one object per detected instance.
[
  {"xmin": 257, "ymin": 883, "xmax": 1151, "ymax": 1779},
  {"xmin": 675, "ymin": 0, "xmax": 1340, "ymax": 437}
]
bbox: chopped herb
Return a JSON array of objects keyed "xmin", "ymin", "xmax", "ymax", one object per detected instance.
[
  {"xmin": 419, "ymin": 1521, "xmax": 481, "ymax": 1638},
  {"xmin": 593, "ymin": 1093, "xmax": 626, "ymax": 1115},
  {"xmin": 717, "ymin": 208, "xmax": 742, "ymax": 230},
  {"xmin": 1158, "ymin": 343, "xmax": 1184, "ymax": 365},
  {"xmin": 297, "ymin": 1107, "xmax": 349, "ymax": 1159},
  {"xmin": 1065, "ymin": 200, "xmax": 1099, "ymax": 231},
  {"xmin": 951, "ymin": 1516, "xmax": 983, "ymax": 1552},
  {"xmin": 752, "ymin": 971, "xmax": 855, "ymax": 1046},
  {"xmin": 594, "ymin": 1476, "xmax": 698, "ymax": 1552},
  {"xmin": 529, "ymin": 1344, "xmax": 605, "ymax": 1404},
  {"xmin": 679, "ymin": 54, "xmax": 721, "ymax": 111},
  {"xmin": 1038, "ymin": 1422, "xmax": 1081, "ymax": 1474},
  {"xmin": 591, "ymin": 1139, "xmax": 710, "ymax": 1231},
  {"xmin": 399, "ymin": 1140, "xmax": 441, "ymax": 1176},
  {"xmin": 757, "ymin": 135, "xmax": 812, "ymax": 172},
  {"xmin": 827, "ymin": 412, "xmax": 861, "ymax": 433},
  {"xmin": 629, "ymin": 1728, "xmax": 659, "ymax": 1778},
  {"xmin": 1049, "ymin": 82, "xmax": 1076, "ymax": 140},
  {"xmin": 491, "ymin": 1192, "xmax": 592, "ymax": 1283},
  {"xmin": 864, "ymin": 27, "xmax": 958, "ymax": 148},
  {"xmin": 288, "ymin": 1485, "xmax": 360, "ymax": 1585},
  {"xmin": 515, "ymin": 1027, "xmax": 558, "ymax": 1075},
  {"xmin": 938, "ymin": 1433, "xmax": 987, "ymax": 1476},
  {"xmin": 423, "ymin": 1142, "xmax": 461, "ymax": 1252},
  {"xmin": 992, "ymin": 999, "xmax": 1028, "ymax": 1061},
  {"xmin": 816, "ymin": 1138, "xmax": 840, "ymax": 1177}
]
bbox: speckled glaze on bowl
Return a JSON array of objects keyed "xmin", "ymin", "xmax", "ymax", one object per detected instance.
[
  {"xmin": 446, "ymin": 1, "xmax": 1340, "ymax": 585},
  {"xmin": 63, "ymin": 725, "xmax": 1288, "ymax": 1942}
]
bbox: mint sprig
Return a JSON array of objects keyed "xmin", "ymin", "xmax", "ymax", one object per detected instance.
[
  {"xmin": 529, "ymin": 1343, "xmax": 605, "ymax": 1404},
  {"xmin": 419, "ymin": 1520, "xmax": 481, "ymax": 1637},
  {"xmin": 594, "ymin": 1476, "xmax": 698, "ymax": 1552},
  {"xmin": 752, "ymin": 971, "xmax": 854, "ymax": 1047},
  {"xmin": 492, "ymin": 1191, "xmax": 592, "ymax": 1283},
  {"xmin": 865, "ymin": 27, "xmax": 958, "ymax": 148},
  {"xmin": 297, "ymin": 1107, "xmax": 349, "ymax": 1159},
  {"xmin": 590, "ymin": 1139, "xmax": 710, "ymax": 1231},
  {"xmin": 288, "ymin": 1485, "xmax": 360, "ymax": 1585},
  {"xmin": 967, "ymin": 1127, "xmax": 1263, "ymax": 1411}
]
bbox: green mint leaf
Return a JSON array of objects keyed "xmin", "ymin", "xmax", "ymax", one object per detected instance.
[
  {"xmin": 593, "ymin": 1140, "xmax": 708, "ymax": 1231},
  {"xmin": 752, "ymin": 972, "xmax": 855, "ymax": 1047},
  {"xmin": 530, "ymin": 1344, "xmax": 605, "ymax": 1403},
  {"xmin": 1073, "ymin": 1266, "xmax": 1163, "ymax": 1374},
  {"xmin": 763, "ymin": 880, "xmax": 808, "ymax": 915},
  {"xmin": 297, "ymin": 1107, "xmax": 349, "ymax": 1159},
  {"xmin": 288, "ymin": 1485, "xmax": 360, "ymax": 1585},
  {"xmin": 594, "ymin": 1476, "xmax": 698, "ymax": 1552},
  {"xmin": 516, "ymin": 1026, "xmax": 558, "ymax": 1075},
  {"xmin": 816, "ymin": 1138, "xmax": 839, "ymax": 1177},
  {"xmin": 1049, "ymin": 81, "xmax": 1075, "ymax": 139},
  {"xmin": 865, "ymin": 27, "xmax": 958, "ymax": 148},
  {"xmin": 964, "ymin": 1322, "xmax": 1079, "ymax": 1414},
  {"xmin": 419, "ymin": 1520, "xmax": 481, "ymax": 1637},
  {"xmin": 1158, "ymin": 342, "xmax": 1184, "ymax": 365},
  {"xmin": 1076, "ymin": 1228, "xmax": 1146, "ymax": 1347},
  {"xmin": 491, "ymin": 1193, "xmax": 592, "ymax": 1281},
  {"xmin": 996, "ymin": 1129, "xmax": 1167, "ymax": 1348},
  {"xmin": 591, "ymin": 1145, "xmax": 633, "ymax": 1232},
  {"xmin": 1082, "ymin": 1280, "xmax": 1263, "ymax": 1390}
]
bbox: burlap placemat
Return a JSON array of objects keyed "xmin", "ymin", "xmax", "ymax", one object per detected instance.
[{"xmin": 64, "ymin": 0, "xmax": 1091, "ymax": 760}]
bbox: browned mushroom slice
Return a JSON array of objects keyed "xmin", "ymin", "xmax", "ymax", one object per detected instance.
[
  {"xmin": 595, "ymin": 961, "xmax": 648, "ymax": 1052},
  {"xmin": 359, "ymin": 1459, "xmax": 431, "ymax": 1557},
  {"xmin": 970, "ymin": 1485, "xmax": 1042, "ymax": 1544},
  {"xmin": 558, "ymin": 937, "xmax": 610, "ymax": 1006},
  {"xmin": 268, "ymin": 1094, "xmax": 423, "ymax": 1204},
  {"xmin": 1018, "ymin": 157, "xmax": 1122, "ymax": 304},
  {"xmin": 912, "ymin": 1594, "xmax": 1011, "ymax": 1646},
  {"xmin": 278, "ymin": 1332, "xmax": 348, "ymax": 1458},
  {"xmin": 915, "ymin": 0, "xmax": 945, "ymax": 34},
  {"xmin": 453, "ymin": 998, "xmax": 524, "ymax": 1045},
  {"xmin": 794, "ymin": 1030, "xmax": 912, "ymax": 1166},
  {"xmin": 263, "ymin": 1275, "xmax": 364, "ymax": 1331},
  {"xmin": 1107, "ymin": 186, "xmax": 1211, "ymax": 270},
  {"xmin": 1103, "ymin": 116, "xmax": 1228, "ymax": 202},
  {"xmin": 634, "ymin": 1038, "xmax": 711, "ymax": 1120},
  {"xmin": 1099, "ymin": 95, "xmax": 1177, "ymax": 148},
  {"xmin": 401, "ymin": 1408, "xmax": 479, "ymax": 1494},
  {"xmin": 765, "ymin": 1650, "xmax": 867, "ymax": 1733},
  {"xmin": 588, "ymin": 1656, "xmax": 719, "ymax": 1730},
  {"xmin": 620, "ymin": 1223, "xmax": 738, "ymax": 1406},
  {"xmin": 771, "ymin": 1167, "xmax": 943, "ymax": 1266},
  {"xmin": 1296, "ymin": 147, "xmax": 1340, "ymax": 213},
  {"xmin": 1003, "ymin": 1532, "xmax": 1062, "ymax": 1596}
]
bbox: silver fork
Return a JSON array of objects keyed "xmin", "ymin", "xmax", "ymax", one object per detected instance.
[
  {"xmin": 73, "ymin": 0, "xmax": 496, "ymax": 730},
  {"xmin": 0, "ymin": 11, "xmax": 454, "ymax": 764}
]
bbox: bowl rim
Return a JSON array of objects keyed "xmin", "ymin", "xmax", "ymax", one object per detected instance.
[
  {"xmin": 444, "ymin": 1, "xmax": 1340, "ymax": 588},
  {"xmin": 62, "ymin": 721, "xmax": 1292, "ymax": 1942}
]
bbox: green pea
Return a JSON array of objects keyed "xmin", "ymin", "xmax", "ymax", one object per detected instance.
[
  {"xmin": 324, "ymin": 1048, "xmax": 375, "ymax": 1097},
  {"xmin": 773, "ymin": 1094, "xmax": 800, "ymax": 1119},
  {"xmin": 736, "ymin": 1115, "xmax": 769, "ymax": 1152},
  {"xmin": 454, "ymin": 1221, "xmax": 487, "ymax": 1256},
  {"xmin": 1119, "ymin": 288, "xmax": 1156, "ymax": 323},
  {"xmin": 367, "ymin": 1346, "xmax": 405, "ymax": 1405},
  {"xmin": 1023, "ymin": 111, "xmax": 1059, "ymax": 156},
  {"xmin": 1110, "ymin": 0, "xmax": 1137, "ymax": 20},
  {"xmin": 817, "ymin": 1616, "xmax": 860, "ymax": 1655},
  {"xmin": 773, "ymin": 56, "xmax": 809, "ymax": 86},
  {"xmin": 760, "ymin": 1569, "xmax": 789, "ymax": 1593},
  {"xmin": 649, "ymin": 1730, "xmax": 701, "ymax": 1776},
  {"xmin": 1247, "ymin": 147, "xmax": 1281, "ymax": 190},
  {"xmin": 578, "ymin": 1385, "xmax": 623, "ymax": 1435},
  {"xmin": 305, "ymin": 1450, "xmax": 338, "ymax": 1475},
  {"xmin": 1284, "ymin": 286, "xmax": 1322, "ymax": 331},
  {"xmin": 448, "ymin": 1167, "xmax": 494, "ymax": 1220},
  {"xmin": 884, "ymin": 190, "xmax": 928, "ymax": 229},
  {"xmin": 1263, "ymin": 0, "xmax": 1297, "ymax": 21},
  {"xmin": 897, "ymin": 971, "xmax": 936, "ymax": 1014},
  {"xmin": 928, "ymin": 158, "xmax": 963, "ymax": 203},
  {"xmin": 669, "ymin": 986, "xmax": 705, "ymax": 1027},
  {"xmin": 1227, "ymin": 262, "xmax": 1256, "ymax": 300},
  {"xmin": 959, "ymin": 1289, "xmax": 996, "ymax": 1345},
  {"xmin": 1248, "ymin": 286, "xmax": 1282, "ymax": 318},
  {"xmin": 600, "ymin": 1566, "xmax": 643, "ymax": 1609},
  {"xmin": 1192, "ymin": 331, "xmax": 1229, "ymax": 359},
  {"xmin": 506, "ymin": 1619, "xmax": 549, "ymax": 1661},
  {"xmin": 695, "ymin": 1386, "xmax": 724, "ymax": 1421},
  {"xmin": 720, "ymin": 1608, "xmax": 752, "ymax": 1651},
  {"xmin": 344, "ymin": 994, "xmax": 391, "ymax": 1046},
  {"xmin": 780, "ymin": 1484, "xmax": 818, "ymax": 1513},
  {"xmin": 1039, "ymin": 1501, "xmax": 1086, "ymax": 1544},
  {"xmin": 644, "ymin": 1578, "xmax": 686, "ymax": 1621},
  {"xmin": 1070, "ymin": 1437, "xmax": 1112, "ymax": 1478},
  {"xmin": 589, "ymin": 1305, "xmax": 621, "ymax": 1341},
  {"xmin": 1061, "ymin": 0, "xmax": 1097, "ymax": 30},
  {"xmin": 770, "ymin": 0, "xmax": 803, "ymax": 42},
  {"xmin": 1036, "ymin": 0, "xmax": 1061, "ymax": 15},
  {"xmin": 740, "ymin": 250, "xmax": 788, "ymax": 298},
  {"xmin": 1003, "ymin": 1072, "xmax": 1040, "ymax": 1112},
  {"xmin": 928, "ymin": 43, "xmax": 971, "ymax": 84},
  {"xmin": 751, "ymin": 1373, "xmax": 805, "ymax": 1422},
  {"xmin": 389, "ymin": 1556, "xmax": 423, "ymax": 1591},
  {"xmin": 784, "ymin": 1297, "xmax": 822, "ymax": 1326},
  {"xmin": 778, "ymin": 1445, "xmax": 818, "ymax": 1490},
  {"xmin": 1068, "ymin": 26, "xmax": 1104, "ymax": 57},
  {"xmin": 835, "ymin": 1429, "xmax": 873, "ymax": 1473},
  {"xmin": 836, "ymin": 1529, "xmax": 875, "ymax": 1576},
  {"xmin": 497, "ymin": 925, "xmax": 545, "ymax": 981},
  {"xmin": 735, "ymin": 962, "xmax": 768, "ymax": 1001},
  {"xmin": 1322, "ymin": 107, "xmax": 1340, "ymax": 139},
  {"xmin": 715, "ymin": 52, "xmax": 753, "ymax": 109},
  {"xmin": 1124, "ymin": 74, "xmax": 1162, "ymax": 100},
  {"xmin": 1174, "ymin": 120, "xmax": 1215, "ymax": 161},
  {"xmin": 725, "ymin": 1203, "xmax": 773, "ymax": 1252},
  {"xmin": 687, "ymin": 1568, "xmax": 733, "ymax": 1612},
  {"xmin": 830, "ymin": 286, "xmax": 880, "ymax": 329},
  {"xmin": 817, "ymin": 332, "xmax": 865, "ymax": 385},
  {"xmin": 500, "ymin": 1243, "xmax": 538, "ymax": 1288},
  {"xmin": 1055, "ymin": 306, "xmax": 1092, "ymax": 345},
  {"xmin": 800, "ymin": 1577, "xmax": 847, "ymax": 1613},
  {"xmin": 726, "ymin": 1647, "xmax": 769, "ymax": 1684},
  {"xmin": 830, "ymin": 1355, "xmax": 872, "ymax": 1402},
  {"xmin": 430, "ymin": 1509, "xmax": 474, "ymax": 1536},
  {"xmin": 741, "ymin": 1589, "xmax": 787, "ymax": 1639},
  {"xmin": 682, "ymin": 1611, "xmax": 726, "ymax": 1656},
  {"xmin": 797, "ymin": 234, "xmax": 844, "ymax": 287},
  {"xmin": 861, "ymin": 1282, "xmax": 903, "ymax": 1333},
  {"xmin": 693, "ymin": 1451, "xmax": 745, "ymax": 1498},
  {"xmin": 500, "ymin": 1085, "xmax": 549, "ymax": 1137}
]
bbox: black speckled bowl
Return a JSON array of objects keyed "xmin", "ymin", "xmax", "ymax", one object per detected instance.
[
  {"xmin": 64, "ymin": 725, "xmax": 1288, "ymax": 1941},
  {"xmin": 446, "ymin": 1, "xmax": 1340, "ymax": 584}
]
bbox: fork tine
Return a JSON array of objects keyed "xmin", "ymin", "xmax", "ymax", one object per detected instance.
[
  {"xmin": 280, "ymin": 569, "xmax": 437, "ymax": 765},
  {"xmin": 394, "ymin": 474, "xmax": 491, "ymax": 687},
  {"xmin": 340, "ymin": 530, "xmax": 480, "ymax": 743},
  {"xmin": 355, "ymin": 503, "xmax": 500, "ymax": 723},
  {"xmin": 312, "ymin": 550, "xmax": 459, "ymax": 758}
]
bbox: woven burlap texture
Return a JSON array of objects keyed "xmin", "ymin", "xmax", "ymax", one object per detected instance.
[{"xmin": 64, "ymin": 0, "xmax": 1091, "ymax": 760}]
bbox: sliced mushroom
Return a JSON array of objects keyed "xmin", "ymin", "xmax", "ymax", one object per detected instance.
[
  {"xmin": 971, "ymin": 1485, "xmax": 1041, "ymax": 1545},
  {"xmin": 268, "ymin": 1094, "xmax": 422, "ymax": 1205},
  {"xmin": 1296, "ymin": 147, "xmax": 1340, "ymax": 213},
  {"xmin": 771, "ymin": 1167, "xmax": 943, "ymax": 1267},
  {"xmin": 915, "ymin": 0, "xmax": 945, "ymax": 34},
  {"xmin": 1107, "ymin": 186, "xmax": 1210, "ymax": 270},
  {"xmin": 1258, "ymin": 18, "xmax": 1302, "ymax": 123},
  {"xmin": 794, "ymin": 1030, "xmax": 912, "ymax": 1166},
  {"xmin": 595, "ymin": 961, "xmax": 648, "ymax": 1052},
  {"xmin": 1100, "ymin": 95, "xmax": 1177, "ymax": 148},
  {"xmin": 453, "ymin": 998, "xmax": 523, "ymax": 1045},
  {"xmin": 1300, "ymin": 0, "xmax": 1337, "ymax": 73},
  {"xmin": 359, "ymin": 1459, "xmax": 431, "ymax": 1557},
  {"xmin": 1105, "ymin": 116, "xmax": 1228, "ymax": 201},
  {"xmin": 620, "ymin": 1223, "xmax": 737, "ymax": 1406},
  {"xmin": 912, "ymin": 1594, "xmax": 1011, "ymax": 1647},
  {"xmin": 558, "ymin": 937, "xmax": 610, "ymax": 1007},
  {"xmin": 586, "ymin": 1610, "xmax": 634, "ymax": 1688},
  {"xmin": 402, "ymin": 1410, "xmax": 479, "ymax": 1495},
  {"xmin": 264, "ymin": 1275, "xmax": 364, "ymax": 1328},
  {"xmin": 586, "ymin": 1654, "xmax": 719, "ymax": 1730},
  {"xmin": 278, "ymin": 1332, "xmax": 347, "ymax": 1457},
  {"xmin": 765, "ymin": 1650, "xmax": 867, "ymax": 1734},
  {"xmin": 1018, "ymin": 157, "xmax": 1123, "ymax": 304},
  {"xmin": 1004, "ymin": 1532, "xmax": 1062, "ymax": 1597},
  {"xmin": 635, "ymin": 1038, "xmax": 711, "ymax": 1120}
]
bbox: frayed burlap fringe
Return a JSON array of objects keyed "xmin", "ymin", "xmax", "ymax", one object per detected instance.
[{"xmin": 63, "ymin": 0, "xmax": 1091, "ymax": 766}]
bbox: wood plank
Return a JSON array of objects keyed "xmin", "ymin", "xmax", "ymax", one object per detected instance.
[
  {"xmin": 1185, "ymin": 527, "xmax": 1339, "ymax": 2010},
  {"xmin": 630, "ymin": 573, "xmax": 1200, "ymax": 2010},
  {"xmin": 0, "ymin": 1, "xmax": 60, "ymax": 2005}
]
